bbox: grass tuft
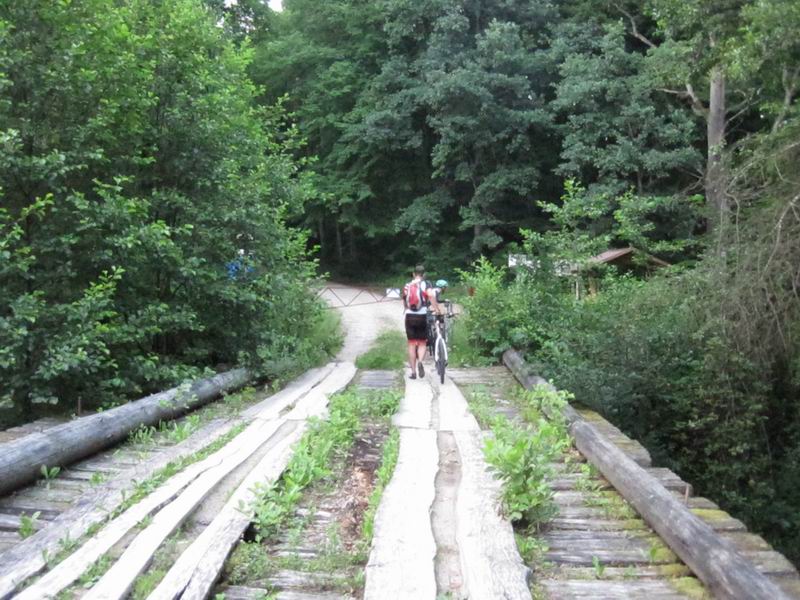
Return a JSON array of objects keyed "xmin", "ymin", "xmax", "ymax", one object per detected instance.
[{"xmin": 355, "ymin": 331, "xmax": 407, "ymax": 370}]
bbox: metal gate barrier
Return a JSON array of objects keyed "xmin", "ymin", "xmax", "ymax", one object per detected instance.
[{"xmin": 316, "ymin": 286, "xmax": 401, "ymax": 309}]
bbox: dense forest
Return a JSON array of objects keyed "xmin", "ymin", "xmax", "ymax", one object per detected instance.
[
  {"xmin": 1, "ymin": 0, "xmax": 798, "ymax": 568},
  {"xmin": 246, "ymin": 0, "xmax": 799, "ymax": 564},
  {"xmin": 0, "ymin": 0, "xmax": 336, "ymax": 424}
]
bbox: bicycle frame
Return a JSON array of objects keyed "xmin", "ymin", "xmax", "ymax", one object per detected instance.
[{"xmin": 433, "ymin": 318, "xmax": 448, "ymax": 365}]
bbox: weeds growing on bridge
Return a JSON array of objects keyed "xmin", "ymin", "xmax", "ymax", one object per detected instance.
[
  {"xmin": 224, "ymin": 386, "xmax": 401, "ymax": 596},
  {"xmin": 469, "ymin": 388, "xmax": 570, "ymax": 530},
  {"xmin": 361, "ymin": 426, "xmax": 399, "ymax": 543},
  {"xmin": 248, "ymin": 388, "xmax": 400, "ymax": 542}
]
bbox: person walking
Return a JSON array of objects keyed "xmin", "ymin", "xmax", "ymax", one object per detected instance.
[{"xmin": 402, "ymin": 265, "xmax": 430, "ymax": 379}]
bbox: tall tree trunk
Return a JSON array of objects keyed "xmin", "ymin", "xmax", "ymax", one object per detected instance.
[
  {"xmin": 706, "ymin": 65, "xmax": 727, "ymax": 234},
  {"xmin": 473, "ymin": 222, "xmax": 485, "ymax": 253},
  {"xmin": 334, "ymin": 218, "xmax": 343, "ymax": 263},
  {"xmin": 347, "ymin": 224, "xmax": 356, "ymax": 262}
]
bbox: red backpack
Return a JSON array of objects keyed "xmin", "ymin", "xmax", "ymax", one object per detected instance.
[{"xmin": 404, "ymin": 280, "xmax": 426, "ymax": 311}]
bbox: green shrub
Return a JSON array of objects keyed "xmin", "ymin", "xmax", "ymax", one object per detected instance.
[
  {"xmin": 478, "ymin": 388, "xmax": 570, "ymax": 528},
  {"xmin": 0, "ymin": 1, "xmax": 326, "ymax": 419}
]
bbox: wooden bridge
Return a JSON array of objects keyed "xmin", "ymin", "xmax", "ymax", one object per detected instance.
[{"xmin": 0, "ymin": 353, "xmax": 798, "ymax": 598}]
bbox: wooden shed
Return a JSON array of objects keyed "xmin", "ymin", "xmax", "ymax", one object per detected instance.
[{"xmin": 583, "ymin": 246, "xmax": 671, "ymax": 296}]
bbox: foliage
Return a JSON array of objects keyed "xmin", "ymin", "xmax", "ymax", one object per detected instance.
[
  {"xmin": 253, "ymin": 0, "xmax": 562, "ymax": 273},
  {"xmin": 361, "ymin": 427, "xmax": 400, "ymax": 543},
  {"xmin": 458, "ymin": 125, "xmax": 800, "ymax": 563},
  {"xmin": 249, "ymin": 389, "xmax": 400, "ymax": 542},
  {"xmin": 476, "ymin": 389, "xmax": 570, "ymax": 528},
  {"xmin": 549, "ymin": 20, "xmax": 701, "ymax": 201},
  {"xmin": 18, "ymin": 511, "xmax": 40, "ymax": 540},
  {"xmin": 447, "ymin": 315, "xmax": 493, "ymax": 368},
  {"xmin": 224, "ymin": 541, "xmax": 274, "ymax": 586},
  {"xmin": 0, "ymin": 0, "xmax": 325, "ymax": 420}
]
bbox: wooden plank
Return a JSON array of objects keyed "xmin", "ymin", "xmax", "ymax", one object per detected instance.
[
  {"xmin": 151, "ymin": 363, "xmax": 356, "ymax": 600},
  {"xmin": 6, "ymin": 487, "xmax": 81, "ymax": 503},
  {"xmin": 357, "ymin": 370, "xmax": 399, "ymax": 391},
  {"xmin": 504, "ymin": 349, "xmax": 791, "ymax": 600},
  {"xmin": 240, "ymin": 364, "xmax": 335, "ymax": 420},
  {"xmin": 545, "ymin": 549, "xmax": 668, "ymax": 566},
  {"xmin": 437, "ymin": 378, "xmax": 480, "ymax": 433},
  {"xmin": 542, "ymin": 564, "xmax": 693, "ymax": 579},
  {"xmin": 1, "ymin": 365, "xmax": 335, "ymax": 598},
  {"xmin": 364, "ymin": 427, "xmax": 438, "ymax": 599},
  {"xmin": 0, "ymin": 418, "xmax": 236, "ymax": 599},
  {"xmin": 775, "ymin": 578, "xmax": 800, "ymax": 598},
  {"xmin": 542, "ymin": 531, "xmax": 675, "ymax": 566},
  {"xmin": 0, "ymin": 368, "xmax": 251, "ymax": 496},
  {"xmin": 540, "ymin": 579, "xmax": 692, "ymax": 599},
  {"xmin": 688, "ymin": 509, "xmax": 748, "ymax": 532},
  {"xmin": 148, "ymin": 421, "xmax": 304, "ymax": 600},
  {"xmin": 0, "ymin": 513, "xmax": 43, "ymax": 532},
  {"xmin": 0, "ymin": 532, "xmax": 20, "ymax": 544},
  {"xmin": 284, "ymin": 363, "xmax": 357, "ymax": 421},
  {"xmin": 453, "ymin": 428, "xmax": 531, "ymax": 599},
  {"xmin": 81, "ymin": 416, "xmax": 289, "ymax": 600},
  {"xmin": 391, "ymin": 376, "xmax": 432, "ymax": 430},
  {"xmin": 550, "ymin": 517, "xmax": 649, "ymax": 532},
  {"xmin": 0, "ymin": 496, "xmax": 72, "ymax": 514},
  {"xmin": 13, "ymin": 419, "xmax": 265, "ymax": 600},
  {"xmin": 220, "ymin": 588, "xmax": 351, "ymax": 600},
  {"xmin": 739, "ymin": 550, "xmax": 799, "ymax": 577}
]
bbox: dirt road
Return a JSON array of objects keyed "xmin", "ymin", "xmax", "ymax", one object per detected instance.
[{"xmin": 318, "ymin": 283, "xmax": 405, "ymax": 362}]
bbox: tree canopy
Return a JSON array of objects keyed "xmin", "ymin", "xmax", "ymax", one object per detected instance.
[{"xmin": 1, "ymin": 0, "xmax": 326, "ymax": 416}]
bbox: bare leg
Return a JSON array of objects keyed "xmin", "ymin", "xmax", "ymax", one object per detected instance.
[
  {"xmin": 417, "ymin": 342, "xmax": 427, "ymax": 363},
  {"xmin": 407, "ymin": 342, "xmax": 418, "ymax": 374}
]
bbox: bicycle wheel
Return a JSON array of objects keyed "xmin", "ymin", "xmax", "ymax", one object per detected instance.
[
  {"xmin": 436, "ymin": 336, "xmax": 447, "ymax": 384},
  {"xmin": 443, "ymin": 315, "xmax": 452, "ymax": 344}
]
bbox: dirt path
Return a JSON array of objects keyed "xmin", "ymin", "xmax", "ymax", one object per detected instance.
[{"xmin": 318, "ymin": 283, "xmax": 404, "ymax": 362}]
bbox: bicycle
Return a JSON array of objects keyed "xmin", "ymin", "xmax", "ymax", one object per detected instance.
[{"xmin": 431, "ymin": 300, "xmax": 454, "ymax": 384}]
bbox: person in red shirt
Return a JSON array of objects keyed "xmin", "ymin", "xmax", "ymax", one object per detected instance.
[{"xmin": 401, "ymin": 265, "xmax": 442, "ymax": 379}]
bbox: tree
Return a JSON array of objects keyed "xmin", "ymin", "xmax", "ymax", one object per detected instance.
[
  {"xmin": 0, "ymin": 0, "xmax": 320, "ymax": 416},
  {"xmin": 611, "ymin": 1, "xmax": 754, "ymax": 236},
  {"xmin": 251, "ymin": 0, "xmax": 389, "ymax": 268},
  {"xmin": 550, "ymin": 20, "xmax": 700, "ymax": 198}
]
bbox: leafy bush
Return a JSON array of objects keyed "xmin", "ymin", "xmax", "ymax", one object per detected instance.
[
  {"xmin": 477, "ymin": 389, "xmax": 570, "ymax": 528},
  {"xmin": 0, "ymin": 1, "xmax": 327, "ymax": 420},
  {"xmin": 458, "ymin": 129, "xmax": 800, "ymax": 564}
]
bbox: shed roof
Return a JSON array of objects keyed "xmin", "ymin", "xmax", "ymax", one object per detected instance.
[{"xmin": 589, "ymin": 246, "xmax": 671, "ymax": 268}]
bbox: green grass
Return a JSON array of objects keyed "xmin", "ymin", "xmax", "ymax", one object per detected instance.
[
  {"xmin": 355, "ymin": 331, "xmax": 407, "ymax": 369},
  {"xmin": 361, "ymin": 427, "xmax": 400, "ymax": 543},
  {"xmin": 250, "ymin": 389, "xmax": 401, "ymax": 543},
  {"xmin": 262, "ymin": 307, "xmax": 343, "ymax": 389},
  {"xmin": 448, "ymin": 319, "xmax": 493, "ymax": 368}
]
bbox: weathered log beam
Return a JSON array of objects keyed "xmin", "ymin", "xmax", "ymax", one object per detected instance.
[
  {"xmin": 0, "ymin": 368, "xmax": 250, "ymax": 497},
  {"xmin": 502, "ymin": 349, "xmax": 790, "ymax": 600}
]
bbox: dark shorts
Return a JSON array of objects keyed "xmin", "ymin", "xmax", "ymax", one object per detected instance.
[{"xmin": 405, "ymin": 313, "xmax": 428, "ymax": 342}]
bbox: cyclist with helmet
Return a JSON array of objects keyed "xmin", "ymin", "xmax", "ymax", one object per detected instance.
[{"xmin": 426, "ymin": 279, "xmax": 448, "ymax": 355}]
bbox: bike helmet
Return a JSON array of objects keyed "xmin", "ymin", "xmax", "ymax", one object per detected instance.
[{"xmin": 435, "ymin": 279, "xmax": 448, "ymax": 288}]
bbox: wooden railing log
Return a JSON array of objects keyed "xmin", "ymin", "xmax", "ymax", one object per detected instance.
[
  {"xmin": 502, "ymin": 349, "xmax": 790, "ymax": 600},
  {"xmin": 0, "ymin": 368, "xmax": 250, "ymax": 496}
]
